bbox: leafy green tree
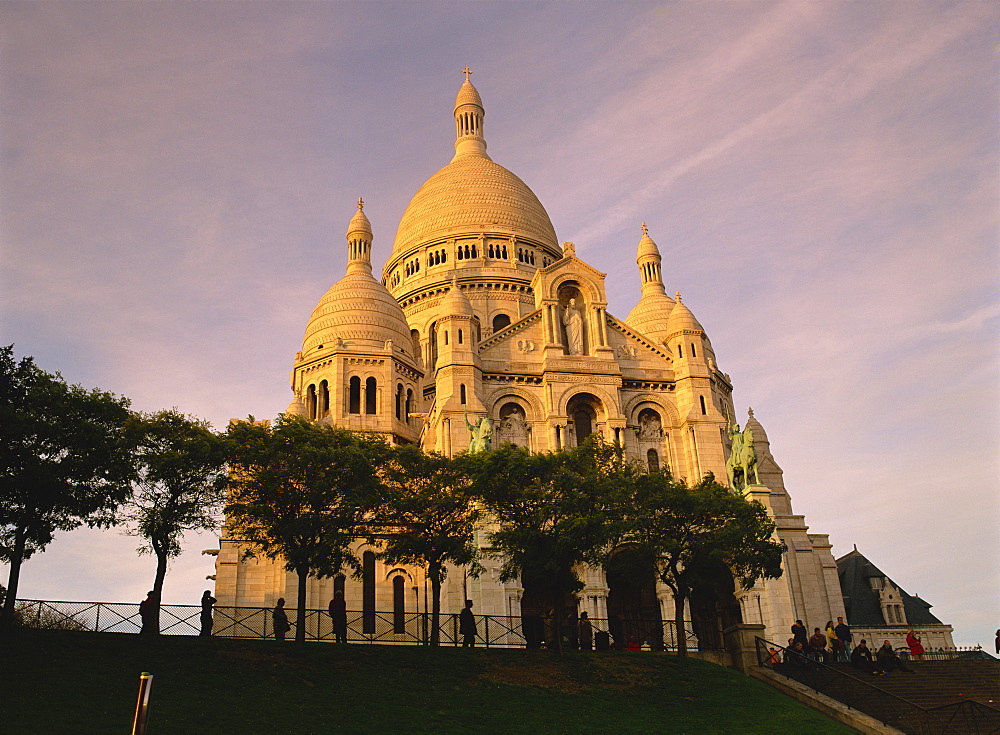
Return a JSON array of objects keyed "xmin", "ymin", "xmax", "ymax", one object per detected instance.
[
  {"xmin": 225, "ymin": 415, "xmax": 380, "ymax": 643},
  {"xmin": 370, "ymin": 444, "xmax": 480, "ymax": 646},
  {"xmin": 120, "ymin": 409, "xmax": 229, "ymax": 633},
  {"xmin": 469, "ymin": 438, "xmax": 634, "ymax": 651},
  {"xmin": 0, "ymin": 346, "xmax": 134, "ymax": 631},
  {"xmin": 626, "ymin": 472, "xmax": 785, "ymax": 656}
]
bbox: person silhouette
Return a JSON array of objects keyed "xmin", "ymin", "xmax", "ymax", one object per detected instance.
[{"xmin": 199, "ymin": 590, "xmax": 216, "ymax": 636}]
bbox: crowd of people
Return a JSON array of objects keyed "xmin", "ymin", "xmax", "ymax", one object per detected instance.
[{"xmin": 780, "ymin": 617, "xmax": 925, "ymax": 675}]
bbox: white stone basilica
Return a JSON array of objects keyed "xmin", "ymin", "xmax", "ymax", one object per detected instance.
[{"xmin": 213, "ymin": 73, "xmax": 846, "ymax": 645}]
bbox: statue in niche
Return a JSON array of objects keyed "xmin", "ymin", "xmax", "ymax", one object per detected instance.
[
  {"xmin": 638, "ymin": 412, "xmax": 662, "ymax": 440},
  {"xmin": 464, "ymin": 410, "xmax": 492, "ymax": 453},
  {"xmin": 498, "ymin": 405, "xmax": 530, "ymax": 447},
  {"xmin": 562, "ymin": 298, "xmax": 584, "ymax": 355}
]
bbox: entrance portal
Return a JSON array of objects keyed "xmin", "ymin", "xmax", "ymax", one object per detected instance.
[{"xmin": 604, "ymin": 546, "xmax": 663, "ymax": 650}]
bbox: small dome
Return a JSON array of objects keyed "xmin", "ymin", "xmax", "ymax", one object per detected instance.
[
  {"xmin": 666, "ymin": 294, "xmax": 703, "ymax": 335},
  {"xmin": 744, "ymin": 408, "xmax": 769, "ymax": 444},
  {"xmin": 625, "ymin": 291, "xmax": 675, "ymax": 338},
  {"xmin": 301, "ymin": 270, "xmax": 414, "ymax": 358},
  {"xmin": 285, "ymin": 396, "xmax": 307, "ymax": 418},
  {"xmin": 439, "ymin": 278, "xmax": 474, "ymax": 317},
  {"xmin": 455, "ymin": 78, "xmax": 484, "ymax": 110},
  {"xmin": 347, "ymin": 198, "xmax": 372, "ymax": 240},
  {"xmin": 636, "ymin": 223, "xmax": 661, "ymax": 260}
]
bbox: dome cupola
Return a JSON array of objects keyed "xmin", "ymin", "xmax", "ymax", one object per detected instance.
[
  {"xmin": 389, "ymin": 70, "xmax": 559, "ymax": 263},
  {"xmin": 665, "ymin": 292, "xmax": 704, "ymax": 335},
  {"xmin": 625, "ymin": 223, "xmax": 676, "ymax": 339},
  {"xmin": 301, "ymin": 201, "xmax": 415, "ymax": 361}
]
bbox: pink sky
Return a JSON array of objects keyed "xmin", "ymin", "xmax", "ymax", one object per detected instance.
[{"xmin": 2, "ymin": 1, "xmax": 997, "ymax": 647}]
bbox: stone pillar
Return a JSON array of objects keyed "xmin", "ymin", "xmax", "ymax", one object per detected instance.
[{"xmin": 724, "ymin": 623, "xmax": 767, "ymax": 673}]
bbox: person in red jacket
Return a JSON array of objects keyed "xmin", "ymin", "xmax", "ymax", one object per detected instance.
[{"xmin": 905, "ymin": 629, "xmax": 925, "ymax": 660}]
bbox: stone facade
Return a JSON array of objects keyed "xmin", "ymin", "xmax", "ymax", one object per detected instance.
[{"xmin": 213, "ymin": 73, "xmax": 847, "ymax": 646}]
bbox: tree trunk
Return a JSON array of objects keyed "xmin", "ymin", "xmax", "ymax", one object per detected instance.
[
  {"xmin": 674, "ymin": 592, "xmax": 688, "ymax": 657},
  {"xmin": 0, "ymin": 525, "xmax": 27, "ymax": 632},
  {"xmin": 295, "ymin": 566, "xmax": 308, "ymax": 643},
  {"xmin": 150, "ymin": 545, "xmax": 168, "ymax": 635},
  {"xmin": 552, "ymin": 590, "xmax": 564, "ymax": 654},
  {"xmin": 429, "ymin": 561, "xmax": 442, "ymax": 647}
]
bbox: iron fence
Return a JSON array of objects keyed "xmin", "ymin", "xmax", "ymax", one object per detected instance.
[
  {"xmin": 13, "ymin": 599, "xmax": 700, "ymax": 651},
  {"xmin": 754, "ymin": 636, "xmax": 1000, "ymax": 734}
]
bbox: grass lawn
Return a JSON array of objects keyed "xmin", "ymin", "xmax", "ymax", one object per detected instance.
[{"xmin": 3, "ymin": 629, "xmax": 853, "ymax": 734}]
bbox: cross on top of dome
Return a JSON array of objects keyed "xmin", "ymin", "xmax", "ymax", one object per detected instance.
[{"xmin": 462, "ymin": 67, "xmax": 473, "ymax": 81}]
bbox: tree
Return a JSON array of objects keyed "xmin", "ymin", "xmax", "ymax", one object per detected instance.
[
  {"xmin": 120, "ymin": 410, "xmax": 229, "ymax": 633},
  {"xmin": 370, "ymin": 444, "xmax": 480, "ymax": 646},
  {"xmin": 469, "ymin": 438, "xmax": 634, "ymax": 651},
  {"xmin": 225, "ymin": 415, "xmax": 379, "ymax": 643},
  {"xmin": 626, "ymin": 472, "xmax": 785, "ymax": 656},
  {"xmin": 0, "ymin": 346, "xmax": 134, "ymax": 631}
]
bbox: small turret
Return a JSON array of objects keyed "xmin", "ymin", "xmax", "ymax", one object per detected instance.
[
  {"xmin": 453, "ymin": 67, "xmax": 490, "ymax": 160},
  {"xmin": 346, "ymin": 197, "xmax": 373, "ymax": 273},
  {"xmin": 625, "ymin": 223, "xmax": 675, "ymax": 340}
]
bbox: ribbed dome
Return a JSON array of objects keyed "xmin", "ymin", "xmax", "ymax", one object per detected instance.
[
  {"xmin": 455, "ymin": 79, "xmax": 483, "ymax": 109},
  {"xmin": 301, "ymin": 271, "xmax": 414, "ymax": 357},
  {"xmin": 392, "ymin": 155, "xmax": 558, "ymax": 257},
  {"xmin": 666, "ymin": 295, "xmax": 704, "ymax": 334},
  {"xmin": 440, "ymin": 278, "xmax": 474, "ymax": 316},
  {"xmin": 637, "ymin": 231, "xmax": 660, "ymax": 259},
  {"xmin": 347, "ymin": 204, "xmax": 372, "ymax": 240},
  {"xmin": 744, "ymin": 408, "xmax": 769, "ymax": 444},
  {"xmin": 625, "ymin": 291, "xmax": 675, "ymax": 338}
]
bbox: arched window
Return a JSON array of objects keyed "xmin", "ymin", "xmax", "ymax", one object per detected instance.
[
  {"xmin": 573, "ymin": 408, "xmax": 593, "ymax": 443},
  {"xmin": 677, "ymin": 344, "xmax": 684, "ymax": 359},
  {"xmin": 319, "ymin": 380, "xmax": 329, "ymax": 418},
  {"xmin": 306, "ymin": 384, "xmax": 317, "ymax": 420},
  {"xmin": 405, "ymin": 389, "xmax": 413, "ymax": 423},
  {"xmin": 395, "ymin": 384, "xmax": 403, "ymax": 419},
  {"xmin": 699, "ymin": 395, "xmax": 707, "ymax": 415},
  {"xmin": 362, "ymin": 551, "xmax": 375, "ymax": 634},
  {"xmin": 444, "ymin": 330, "xmax": 449, "ymax": 346},
  {"xmin": 348, "ymin": 377, "xmax": 361, "ymax": 414},
  {"xmin": 458, "ymin": 329, "xmax": 463, "ymax": 344},
  {"xmin": 393, "ymin": 575, "xmax": 406, "ymax": 634},
  {"xmin": 460, "ymin": 384, "xmax": 467, "ymax": 405},
  {"xmin": 492, "ymin": 313, "xmax": 511, "ymax": 332},
  {"xmin": 647, "ymin": 449, "xmax": 660, "ymax": 473},
  {"xmin": 365, "ymin": 377, "xmax": 377, "ymax": 415},
  {"xmin": 428, "ymin": 322, "xmax": 438, "ymax": 370},
  {"xmin": 690, "ymin": 343, "xmax": 697, "ymax": 358}
]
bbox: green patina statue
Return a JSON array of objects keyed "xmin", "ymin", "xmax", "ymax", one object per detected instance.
[
  {"xmin": 464, "ymin": 410, "xmax": 493, "ymax": 453},
  {"xmin": 726, "ymin": 420, "xmax": 760, "ymax": 490}
]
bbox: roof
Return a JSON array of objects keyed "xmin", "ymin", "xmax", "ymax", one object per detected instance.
[{"xmin": 836, "ymin": 548, "xmax": 943, "ymax": 626}]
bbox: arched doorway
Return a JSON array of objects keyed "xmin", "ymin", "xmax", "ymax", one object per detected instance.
[
  {"xmin": 604, "ymin": 546, "xmax": 663, "ymax": 650},
  {"xmin": 566, "ymin": 392, "xmax": 602, "ymax": 446}
]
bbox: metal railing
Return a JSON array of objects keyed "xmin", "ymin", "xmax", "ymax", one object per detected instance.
[
  {"xmin": 754, "ymin": 636, "xmax": 1000, "ymax": 734},
  {"xmin": 13, "ymin": 599, "xmax": 702, "ymax": 651}
]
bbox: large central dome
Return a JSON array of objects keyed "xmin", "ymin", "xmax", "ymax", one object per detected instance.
[
  {"xmin": 391, "ymin": 75, "xmax": 558, "ymax": 258},
  {"xmin": 392, "ymin": 155, "xmax": 558, "ymax": 256}
]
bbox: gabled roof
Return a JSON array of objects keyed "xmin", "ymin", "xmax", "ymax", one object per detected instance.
[{"xmin": 836, "ymin": 548, "xmax": 943, "ymax": 626}]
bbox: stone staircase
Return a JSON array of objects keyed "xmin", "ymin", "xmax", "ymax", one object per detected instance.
[
  {"xmin": 825, "ymin": 660, "xmax": 999, "ymax": 711},
  {"xmin": 778, "ymin": 659, "xmax": 1000, "ymax": 733}
]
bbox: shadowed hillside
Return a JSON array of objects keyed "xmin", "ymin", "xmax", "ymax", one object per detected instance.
[{"xmin": 3, "ymin": 629, "xmax": 853, "ymax": 734}]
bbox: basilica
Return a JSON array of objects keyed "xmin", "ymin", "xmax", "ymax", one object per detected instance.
[{"xmin": 213, "ymin": 72, "xmax": 848, "ymax": 646}]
